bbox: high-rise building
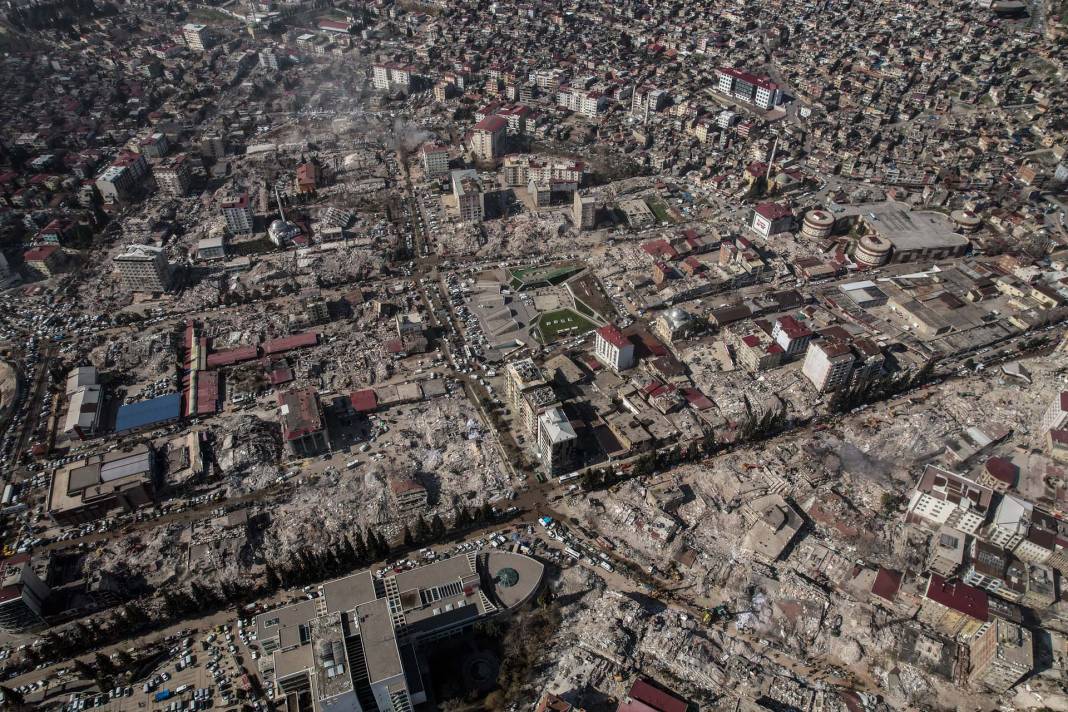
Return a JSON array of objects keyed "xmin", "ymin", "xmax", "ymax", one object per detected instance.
[
  {"xmin": 114, "ymin": 245, "xmax": 172, "ymax": 293},
  {"xmin": 468, "ymin": 115, "xmax": 506, "ymax": 161},
  {"xmin": 451, "ymin": 170, "xmax": 484, "ymax": 223},
  {"xmin": 154, "ymin": 153, "xmax": 192, "ymax": 196},
  {"xmin": 278, "ymin": 387, "xmax": 331, "ymax": 456},
  {"xmin": 594, "ymin": 325, "xmax": 634, "ymax": 371},
  {"xmin": 802, "ymin": 340, "xmax": 855, "ymax": 392},
  {"xmin": 200, "ymin": 134, "xmax": 226, "ymax": 161},
  {"xmin": 95, "ymin": 164, "xmax": 135, "ymax": 203},
  {"xmin": 573, "ymin": 192, "xmax": 597, "ymax": 230},
  {"xmin": 1041, "ymin": 392, "xmax": 1068, "ymax": 432},
  {"xmin": 254, "ymin": 551, "xmax": 544, "ymax": 712},
  {"xmin": 420, "ymin": 144, "xmax": 450, "ymax": 177},
  {"xmin": 182, "ymin": 23, "xmax": 210, "ymax": 51},
  {"xmin": 0, "ymin": 555, "xmax": 49, "ymax": 632},
  {"xmin": 537, "ymin": 406, "xmax": 577, "ymax": 475},
  {"xmin": 968, "ymin": 617, "xmax": 1033, "ymax": 693},
  {"xmin": 220, "ymin": 192, "xmax": 255, "ymax": 234},
  {"xmin": 715, "ymin": 67, "xmax": 781, "ymax": 109},
  {"xmin": 506, "ymin": 358, "xmax": 547, "ymax": 414}
]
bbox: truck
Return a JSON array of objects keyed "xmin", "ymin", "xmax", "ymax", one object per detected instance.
[{"xmin": 154, "ymin": 689, "xmax": 172, "ymax": 702}]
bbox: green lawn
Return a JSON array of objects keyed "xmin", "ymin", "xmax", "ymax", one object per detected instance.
[
  {"xmin": 646, "ymin": 197, "xmax": 674, "ymax": 223},
  {"xmin": 535, "ymin": 308, "xmax": 595, "ymax": 343},
  {"xmin": 508, "ymin": 263, "xmax": 583, "ymax": 289}
]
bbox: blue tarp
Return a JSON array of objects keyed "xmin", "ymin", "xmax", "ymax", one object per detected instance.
[{"xmin": 115, "ymin": 393, "xmax": 181, "ymax": 433}]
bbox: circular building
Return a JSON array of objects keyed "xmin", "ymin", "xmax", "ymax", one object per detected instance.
[
  {"xmin": 483, "ymin": 551, "xmax": 545, "ymax": 610},
  {"xmin": 854, "ymin": 234, "xmax": 893, "ymax": 268},
  {"xmin": 951, "ymin": 209, "xmax": 982, "ymax": 234},
  {"xmin": 801, "ymin": 209, "xmax": 835, "ymax": 240}
]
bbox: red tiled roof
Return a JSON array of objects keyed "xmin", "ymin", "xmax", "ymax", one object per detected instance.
[
  {"xmin": 682, "ymin": 388, "xmax": 713, "ymax": 410},
  {"xmin": 196, "ymin": 370, "xmax": 219, "ymax": 416},
  {"xmin": 24, "ymin": 245, "xmax": 59, "ymax": 261},
  {"xmin": 984, "ymin": 457, "xmax": 1018, "ymax": 486},
  {"xmin": 871, "ymin": 568, "xmax": 902, "ymax": 602},
  {"xmin": 755, "ymin": 202, "xmax": 793, "ymax": 221},
  {"xmin": 596, "ymin": 324, "xmax": 630, "ymax": 349},
  {"xmin": 473, "ymin": 115, "xmax": 507, "ymax": 132},
  {"xmin": 925, "ymin": 574, "xmax": 988, "ymax": 622},
  {"xmin": 617, "ymin": 678, "xmax": 687, "ymax": 712},
  {"xmin": 206, "ymin": 345, "xmax": 259, "ymax": 368},
  {"xmin": 775, "ymin": 315, "xmax": 812, "ymax": 340},
  {"xmin": 263, "ymin": 331, "xmax": 318, "ymax": 355},
  {"xmin": 349, "ymin": 389, "xmax": 378, "ymax": 413}
]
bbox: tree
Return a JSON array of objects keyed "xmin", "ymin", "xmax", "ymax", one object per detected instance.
[
  {"xmin": 431, "ymin": 514, "xmax": 446, "ymax": 539},
  {"xmin": 352, "ymin": 531, "xmax": 368, "ymax": 562},
  {"xmin": 341, "ymin": 535, "xmax": 357, "ymax": 566},
  {"xmin": 454, "ymin": 506, "xmax": 470, "ymax": 530},
  {"xmin": 0, "ymin": 685, "xmax": 24, "ymax": 708},
  {"xmin": 72, "ymin": 658, "xmax": 96, "ymax": 681},
  {"xmin": 265, "ymin": 564, "xmax": 281, "ymax": 592},
  {"xmin": 94, "ymin": 652, "xmax": 116, "ymax": 678},
  {"xmin": 480, "ymin": 503, "xmax": 494, "ymax": 521},
  {"xmin": 115, "ymin": 650, "xmax": 135, "ymax": 676},
  {"xmin": 403, "ymin": 525, "xmax": 414, "ymax": 548},
  {"xmin": 414, "ymin": 514, "xmax": 430, "ymax": 543}
]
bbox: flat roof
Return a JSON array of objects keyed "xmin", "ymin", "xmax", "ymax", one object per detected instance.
[
  {"xmin": 357, "ymin": 597, "xmax": 404, "ymax": 684},
  {"xmin": 115, "ymin": 393, "xmax": 181, "ymax": 432}
]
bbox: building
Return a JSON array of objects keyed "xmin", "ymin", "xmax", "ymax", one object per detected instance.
[
  {"xmin": 295, "ymin": 162, "xmax": 319, "ymax": 195},
  {"xmin": 573, "ymin": 192, "xmax": 597, "ymax": 229},
  {"xmin": 655, "ymin": 308, "xmax": 697, "ymax": 343},
  {"xmin": 741, "ymin": 494, "xmax": 804, "ymax": 562},
  {"xmin": 750, "ymin": 203, "xmax": 794, "ymax": 238},
  {"xmin": 420, "ymin": 144, "xmax": 449, "ymax": 177},
  {"xmin": 802, "ymin": 339, "xmax": 855, "ymax": 392},
  {"xmin": 771, "ymin": 315, "xmax": 813, "ymax": 357},
  {"xmin": 715, "ymin": 67, "xmax": 781, "ymax": 109},
  {"xmin": 506, "ymin": 358, "xmax": 547, "ymax": 414},
  {"xmin": 801, "ymin": 210, "xmax": 835, "ymax": 239},
  {"xmin": 200, "ymin": 134, "xmax": 226, "ymax": 161},
  {"xmin": 857, "ymin": 209, "xmax": 970, "ymax": 264},
  {"xmin": 537, "ymin": 406, "xmax": 577, "ymax": 475},
  {"xmin": 95, "ymin": 164, "xmax": 135, "ymax": 203},
  {"xmin": 182, "ymin": 23, "xmax": 210, "ymax": 51},
  {"xmin": 372, "ymin": 62, "xmax": 414, "ymax": 93},
  {"xmin": 278, "ymin": 387, "xmax": 331, "ymax": 456},
  {"xmin": 114, "ymin": 244, "xmax": 172, "ymax": 293},
  {"xmin": 154, "ymin": 154, "xmax": 192, "ymax": 195},
  {"xmin": 63, "ymin": 366, "xmax": 102, "ymax": 440},
  {"xmin": 0, "ymin": 555, "xmax": 49, "ymax": 632},
  {"xmin": 220, "ymin": 192, "xmax": 255, "ymax": 235},
  {"xmin": 451, "ymin": 169, "xmax": 484, "ymax": 224},
  {"xmin": 968, "ymin": 617, "xmax": 1033, "ymax": 693},
  {"xmin": 736, "ymin": 331, "xmax": 784, "ymax": 372},
  {"xmin": 469, "ymin": 115, "xmax": 507, "ymax": 161},
  {"xmin": 918, "ymin": 573, "xmax": 989, "ymax": 639},
  {"xmin": 46, "ymin": 445, "xmax": 156, "ymax": 526},
  {"xmin": 254, "ymin": 551, "xmax": 543, "ymax": 712},
  {"xmin": 389, "ymin": 477, "xmax": 428, "ymax": 511},
  {"xmin": 906, "ymin": 465, "xmax": 993, "ymax": 535},
  {"xmin": 1041, "ymin": 392, "xmax": 1068, "ymax": 432},
  {"xmin": 594, "ymin": 325, "xmax": 635, "ymax": 372},
  {"xmin": 617, "ymin": 677, "xmax": 688, "ymax": 712},
  {"xmin": 24, "ymin": 245, "xmax": 62, "ymax": 277},
  {"xmin": 929, "ymin": 527, "xmax": 968, "ymax": 577},
  {"xmin": 196, "ymin": 236, "xmax": 227, "ymax": 261},
  {"xmin": 114, "ymin": 393, "xmax": 182, "ymax": 434}
]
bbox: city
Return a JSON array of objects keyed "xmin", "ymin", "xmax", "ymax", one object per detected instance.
[{"xmin": 0, "ymin": 0, "xmax": 1065, "ymax": 710}]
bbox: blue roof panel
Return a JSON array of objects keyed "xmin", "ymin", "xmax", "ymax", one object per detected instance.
[{"xmin": 115, "ymin": 393, "xmax": 182, "ymax": 432}]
